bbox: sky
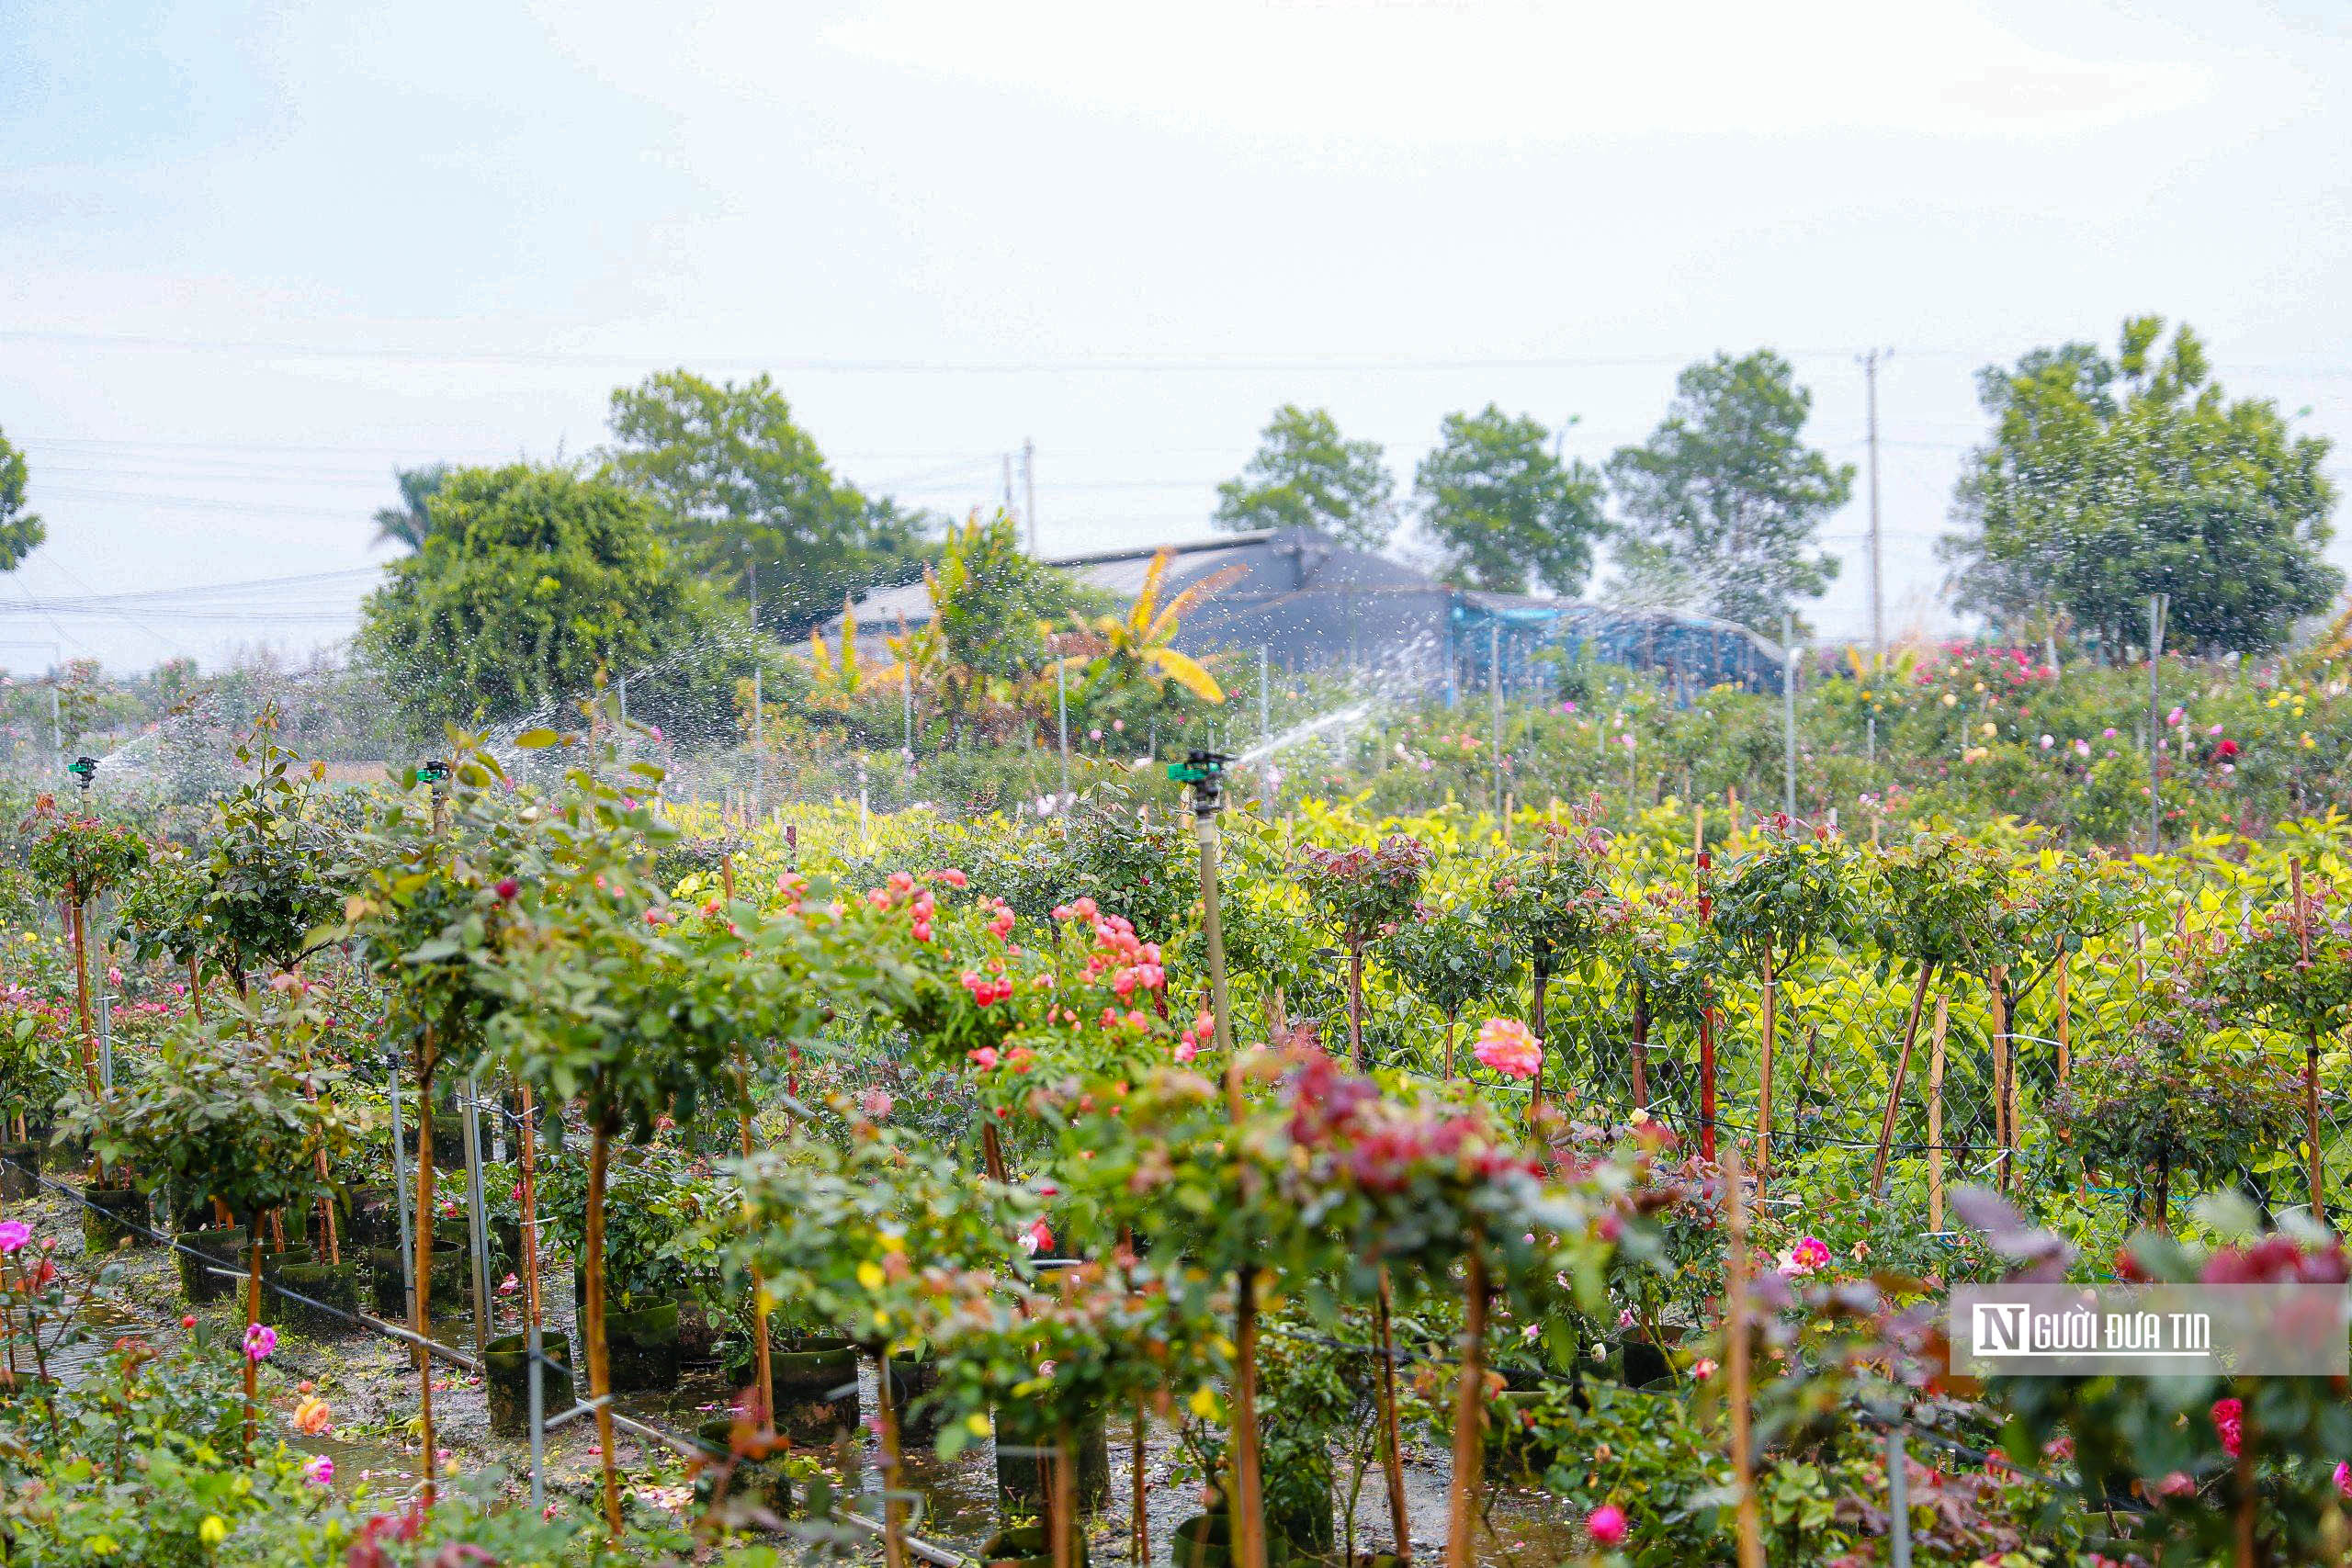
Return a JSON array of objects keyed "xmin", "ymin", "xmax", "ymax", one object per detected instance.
[{"xmin": 3, "ymin": 0, "xmax": 2350, "ymax": 671}]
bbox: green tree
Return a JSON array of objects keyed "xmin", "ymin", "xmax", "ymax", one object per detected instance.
[
  {"xmin": 369, "ymin": 464, "xmax": 451, "ymax": 552},
  {"xmin": 602, "ymin": 369, "xmax": 931, "ymax": 634},
  {"xmin": 1214, "ymin": 404, "xmax": 1396, "ymax": 550},
  {"xmin": 356, "ymin": 463, "xmax": 748, "ymax": 738},
  {"xmin": 0, "ymin": 425, "xmax": 46, "ymax": 573},
  {"xmin": 1413, "ymin": 406, "xmax": 1606, "ymax": 593},
  {"xmin": 1606, "ymin": 350, "xmax": 1852, "ymax": 631},
  {"xmin": 1941, "ymin": 317, "xmax": 2341, "ymax": 655}
]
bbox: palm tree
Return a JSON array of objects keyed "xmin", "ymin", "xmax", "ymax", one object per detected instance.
[
  {"xmin": 371, "ymin": 465, "xmax": 452, "ymax": 551},
  {"xmin": 1064, "ymin": 549, "xmax": 1237, "ymax": 705}
]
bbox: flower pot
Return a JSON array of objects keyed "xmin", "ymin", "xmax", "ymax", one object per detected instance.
[
  {"xmin": 984, "ymin": 1525, "xmax": 1091, "ymax": 1568},
  {"xmin": 767, "ymin": 1336, "xmax": 860, "ymax": 1446},
  {"xmin": 695, "ymin": 1417, "xmax": 795, "ymax": 1522},
  {"xmin": 995, "ymin": 1404, "xmax": 1110, "ymax": 1514},
  {"xmin": 175, "ymin": 1229, "xmax": 247, "ymax": 1303},
  {"xmin": 603, "ymin": 1299, "xmax": 682, "ymax": 1393},
  {"xmin": 485, "ymin": 1330, "xmax": 574, "ymax": 1438},
  {"xmin": 264, "ymin": 1260, "xmax": 362, "ymax": 1337},
  {"xmin": 0, "ymin": 1142, "xmax": 38, "ymax": 1200},
  {"xmin": 884, "ymin": 1351, "xmax": 943, "ymax": 1444},
  {"xmin": 79, "ymin": 1185, "xmax": 152, "ymax": 1251}
]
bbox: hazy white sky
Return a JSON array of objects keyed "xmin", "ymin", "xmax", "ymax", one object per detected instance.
[{"xmin": 3, "ymin": 0, "xmax": 2348, "ymax": 670}]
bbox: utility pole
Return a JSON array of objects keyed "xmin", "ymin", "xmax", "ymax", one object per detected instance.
[
  {"xmin": 1023, "ymin": 438, "xmax": 1038, "ymax": 556},
  {"xmin": 1860, "ymin": 349, "xmax": 1888, "ymax": 657},
  {"xmin": 1781, "ymin": 612, "xmax": 1799, "ymax": 817},
  {"xmin": 1002, "ymin": 453, "xmax": 1014, "ymax": 516}
]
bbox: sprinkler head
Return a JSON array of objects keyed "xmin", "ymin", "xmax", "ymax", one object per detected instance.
[
  {"xmin": 1168, "ymin": 750, "xmax": 1233, "ymax": 814},
  {"xmin": 65, "ymin": 756, "xmax": 97, "ymax": 791},
  {"xmin": 413, "ymin": 759, "xmax": 451, "ymax": 786}
]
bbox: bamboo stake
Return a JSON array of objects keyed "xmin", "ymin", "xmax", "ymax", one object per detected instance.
[
  {"xmin": 2294, "ymin": 860, "xmax": 2324, "ymax": 1215},
  {"xmin": 1442, "ymin": 1241, "xmax": 1489, "ymax": 1568},
  {"xmin": 722, "ymin": 857, "xmax": 774, "ymax": 1428},
  {"xmin": 1374, "ymin": 1269, "xmax": 1412, "ymax": 1563},
  {"xmin": 70, "ymin": 896, "xmax": 97, "ymax": 1100},
  {"xmin": 1870, "ymin": 965, "xmax": 1937, "ymax": 1194},
  {"xmin": 585, "ymin": 1124, "xmax": 623, "ymax": 1538},
  {"xmin": 1927, "ymin": 997, "xmax": 1949, "ymax": 1234},
  {"xmin": 874, "ymin": 1348, "xmax": 910, "ymax": 1568},
  {"xmin": 518, "ymin": 1085, "xmax": 542, "ymax": 1329},
  {"xmin": 2054, "ymin": 947, "xmax": 2070, "ymax": 1085},
  {"xmin": 187, "ymin": 954, "xmax": 205, "ymax": 1024},
  {"xmin": 243, "ymin": 1230, "xmax": 263, "ymax": 1460},
  {"xmin": 1990, "ymin": 965, "xmax": 2012, "ymax": 1193},
  {"xmin": 1051, "ymin": 1427, "xmax": 1076, "ymax": 1568},
  {"xmin": 1721, "ymin": 1140, "xmax": 1764, "ymax": 1568},
  {"xmin": 1757, "ymin": 955, "xmax": 1776, "ymax": 1198},
  {"xmin": 412, "ymin": 1033, "xmax": 438, "ymax": 1509}
]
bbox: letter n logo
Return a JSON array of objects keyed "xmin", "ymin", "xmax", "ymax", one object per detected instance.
[{"xmin": 1974, "ymin": 1302, "xmax": 2029, "ymax": 1355}]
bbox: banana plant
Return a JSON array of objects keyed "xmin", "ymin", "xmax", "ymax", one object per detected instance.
[{"xmin": 1058, "ymin": 548, "xmax": 1238, "ymax": 708}]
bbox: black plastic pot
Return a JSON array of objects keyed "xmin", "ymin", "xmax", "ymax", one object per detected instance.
[
  {"xmin": 768, "ymin": 1336, "xmax": 860, "ymax": 1445},
  {"xmin": 485, "ymin": 1330, "xmax": 574, "ymax": 1438},
  {"xmin": 342, "ymin": 1184, "xmax": 395, "ymax": 1251},
  {"xmin": 0, "ymin": 1142, "xmax": 38, "ymax": 1200},
  {"xmin": 1263, "ymin": 1442, "xmax": 1336, "ymax": 1560},
  {"xmin": 695, "ymin": 1417, "xmax": 795, "ymax": 1522},
  {"xmin": 674, "ymin": 1297, "xmax": 720, "ymax": 1363},
  {"xmin": 883, "ymin": 1351, "xmax": 943, "ymax": 1443},
  {"xmin": 1170, "ymin": 1516, "xmax": 1266, "ymax": 1568},
  {"xmin": 366, "ymin": 1246, "xmax": 410, "ymax": 1316},
  {"xmin": 264, "ymin": 1260, "xmax": 362, "ymax": 1337},
  {"xmin": 79, "ymin": 1185, "xmax": 152, "ymax": 1251},
  {"xmin": 604, "ymin": 1300, "xmax": 682, "ymax": 1393},
  {"xmin": 175, "ymin": 1229, "xmax": 247, "ymax": 1303},
  {"xmin": 983, "ymin": 1525, "xmax": 1091, "ymax": 1568},
  {"xmin": 995, "ymin": 1404, "xmax": 1110, "ymax": 1513}
]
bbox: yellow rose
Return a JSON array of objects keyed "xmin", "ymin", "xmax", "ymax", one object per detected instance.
[
  {"xmin": 198, "ymin": 1516, "xmax": 227, "ymax": 1548},
  {"xmin": 856, "ymin": 1261, "xmax": 886, "ymax": 1292}
]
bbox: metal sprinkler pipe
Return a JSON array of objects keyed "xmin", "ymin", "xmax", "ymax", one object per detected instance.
[{"xmin": 1170, "ymin": 750, "xmax": 1236, "ymax": 1055}]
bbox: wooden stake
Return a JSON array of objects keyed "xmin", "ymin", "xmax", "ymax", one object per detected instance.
[{"xmin": 1927, "ymin": 997, "xmax": 1949, "ymax": 1234}]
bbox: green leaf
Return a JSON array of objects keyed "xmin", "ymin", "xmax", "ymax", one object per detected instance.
[{"xmin": 515, "ymin": 728, "xmax": 564, "ymax": 750}]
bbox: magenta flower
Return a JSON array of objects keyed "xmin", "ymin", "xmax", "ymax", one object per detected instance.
[
  {"xmin": 243, "ymin": 1323, "xmax": 277, "ymax": 1362},
  {"xmin": 302, "ymin": 1454, "xmax": 334, "ymax": 1488},
  {"xmin": 0, "ymin": 1220, "xmax": 28, "ymax": 1255},
  {"xmin": 1587, "ymin": 1505, "xmax": 1627, "ymax": 1545}
]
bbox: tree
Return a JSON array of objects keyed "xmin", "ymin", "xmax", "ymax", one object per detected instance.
[
  {"xmin": 370, "ymin": 464, "xmax": 451, "ymax": 552},
  {"xmin": 1606, "ymin": 350, "xmax": 1852, "ymax": 631},
  {"xmin": 1941, "ymin": 317, "xmax": 2341, "ymax": 655},
  {"xmin": 0, "ymin": 425, "xmax": 45, "ymax": 573},
  {"xmin": 356, "ymin": 463, "xmax": 749, "ymax": 739},
  {"xmin": 1413, "ymin": 407, "xmax": 1606, "ymax": 594},
  {"xmin": 602, "ymin": 369, "xmax": 931, "ymax": 635},
  {"xmin": 1214, "ymin": 405, "xmax": 1396, "ymax": 550}
]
